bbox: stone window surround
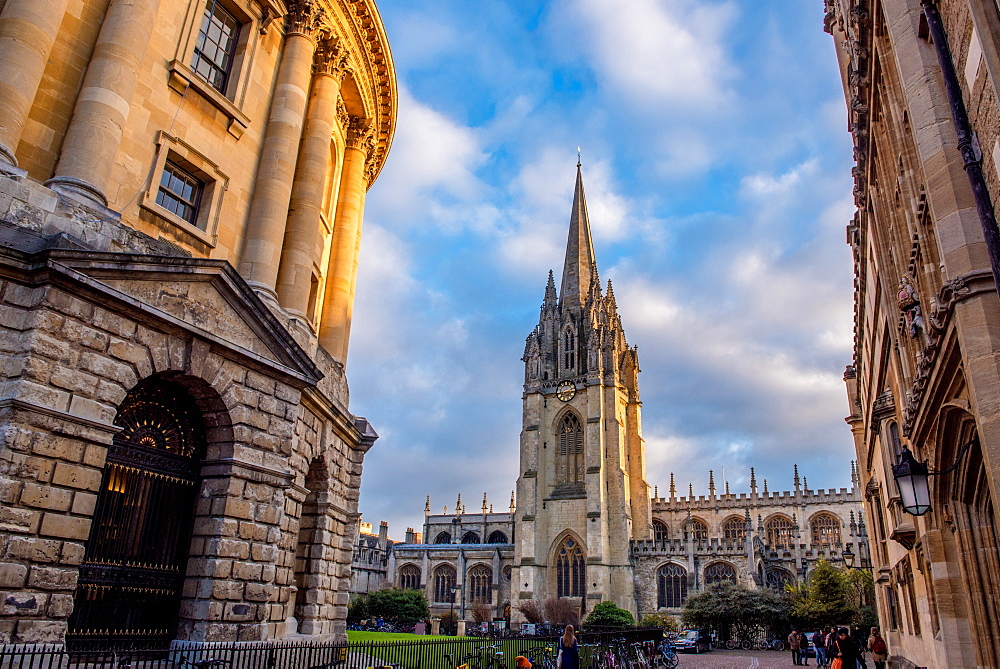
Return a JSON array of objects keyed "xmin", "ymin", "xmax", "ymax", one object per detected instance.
[
  {"xmin": 141, "ymin": 130, "xmax": 229, "ymax": 247},
  {"xmin": 166, "ymin": 0, "xmax": 283, "ymax": 139}
]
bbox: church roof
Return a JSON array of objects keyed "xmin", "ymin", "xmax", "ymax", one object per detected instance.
[{"xmin": 559, "ymin": 163, "xmax": 597, "ymax": 310}]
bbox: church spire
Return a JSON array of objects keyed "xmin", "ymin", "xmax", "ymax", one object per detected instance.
[{"xmin": 559, "ymin": 163, "xmax": 597, "ymax": 310}]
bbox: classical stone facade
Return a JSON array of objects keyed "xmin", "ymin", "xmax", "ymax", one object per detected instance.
[
  {"xmin": 0, "ymin": 0, "xmax": 394, "ymax": 647},
  {"xmin": 826, "ymin": 0, "xmax": 1000, "ymax": 667},
  {"xmin": 375, "ymin": 167, "xmax": 867, "ymax": 624}
]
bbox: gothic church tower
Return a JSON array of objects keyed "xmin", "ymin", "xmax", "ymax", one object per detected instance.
[{"xmin": 514, "ymin": 164, "xmax": 651, "ymax": 617}]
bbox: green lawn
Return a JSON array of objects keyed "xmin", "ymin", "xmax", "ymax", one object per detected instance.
[
  {"xmin": 344, "ymin": 633, "xmax": 557, "ymax": 669},
  {"xmin": 347, "ymin": 631, "xmax": 465, "ymax": 643}
]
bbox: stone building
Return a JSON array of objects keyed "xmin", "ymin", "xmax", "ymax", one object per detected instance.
[
  {"xmin": 0, "ymin": 0, "xmax": 394, "ymax": 647},
  {"xmin": 377, "ymin": 166, "xmax": 867, "ymax": 623},
  {"xmin": 825, "ymin": 0, "xmax": 1000, "ymax": 666}
]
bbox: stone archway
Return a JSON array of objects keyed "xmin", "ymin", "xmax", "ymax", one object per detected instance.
[{"xmin": 67, "ymin": 375, "xmax": 211, "ymax": 648}]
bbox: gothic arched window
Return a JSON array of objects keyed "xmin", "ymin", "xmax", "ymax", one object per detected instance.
[
  {"xmin": 704, "ymin": 561, "xmax": 737, "ymax": 586},
  {"xmin": 765, "ymin": 516, "xmax": 795, "ymax": 550},
  {"xmin": 688, "ymin": 518, "xmax": 708, "ymax": 541},
  {"xmin": 656, "ymin": 563, "xmax": 687, "ymax": 608},
  {"xmin": 653, "ymin": 520, "xmax": 669, "ymax": 543},
  {"xmin": 811, "ymin": 514, "xmax": 841, "ymax": 547},
  {"xmin": 765, "ymin": 567, "xmax": 794, "ymax": 592},
  {"xmin": 556, "ymin": 536, "xmax": 585, "ymax": 598},
  {"xmin": 398, "ymin": 564, "xmax": 420, "ymax": 590},
  {"xmin": 433, "ymin": 565, "xmax": 456, "ymax": 603},
  {"xmin": 434, "ymin": 532, "xmax": 451, "ymax": 544},
  {"xmin": 723, "ymin": 516, "xmax": 746, "ymax": 541},
  {"xmin": 563, "ymin": 328, "xmax": 576, "ymax": 371},
  {"xmin": 487, "ymin": 530, "xmax": 509, "ymax": 544},
  {"xmin": 557, "ymin": 413, "xmax": 584, "ymax": 485},
  {"xmin": 461, "ymin": 531, "xmax": 480, "ymax": 544},
  {"xmin": 468, "ymin": 565, "xmax": 492, "ymax": 603}
]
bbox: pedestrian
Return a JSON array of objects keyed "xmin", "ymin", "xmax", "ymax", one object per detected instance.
[
  {"xmin": 813, "ymin": 628, "xmax": 827, "ymax": 667},
  {"xmin": 825, "ymin": 626, "xmax": 838, "ymax": 664},
  {"xmin": 556, "ymin": 624, "xmax": 579, "ymax": 669},
  {"xmin": 852, "ymin": 625, "xmax": 869, "ymax": 668},
  {"xmin": 788, "ymin": 628, "xmax": 803, "ymax": 666},
  {"xmin": 867, "ymin": 627, "xmax": 888, "ymax": 669},
  {"xmin": 799, "ymin": 630, "xmax": 810, "ymax": 665},
  {"xmin": 829, "ymin": 627, "xmax": 860, "ymax": 669}
]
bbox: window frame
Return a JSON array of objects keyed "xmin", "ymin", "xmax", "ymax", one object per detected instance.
[
  {"xmin": 166, "ymin": 0, "xmax": 273, "ymax": 138},
  {"xmin": 142, "ymin": 131, "xmax": 228, "ymax": 247},
  {"xmin": 191, "ymin": 0, "xmax": 242, "ymax": 95}
]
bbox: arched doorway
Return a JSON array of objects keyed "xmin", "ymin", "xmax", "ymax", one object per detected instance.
[{"xmin": 67, "ymin": 377, "xmax": 208, "ymax": 647}]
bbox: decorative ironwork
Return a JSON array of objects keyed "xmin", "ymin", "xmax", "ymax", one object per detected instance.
[{"xmin": 68, "ymin": 378, "xmax": 206, "ymax": 649}]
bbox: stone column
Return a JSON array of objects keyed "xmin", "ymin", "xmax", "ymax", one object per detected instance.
[
  {"xmin": 238, "ymin": 0, "xmax": 322, "ymax": 298},
  {"xmin": 318, "ymin": 117, "xmax": 372, "ymax": 362},
  {"xmin": 45, "ymin": 0, "xmax": 162, "ymax": 207},
  {"xmin": 0, "ymin": 0, "xmax": 70, "ymax": 168},
  {"xmin": 275, "ymin": 37, "xmax": 348, "ymax": 318}
]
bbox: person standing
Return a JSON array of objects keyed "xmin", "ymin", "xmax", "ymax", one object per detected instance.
[
  {"xmin": 799, "ymin": 630, "xmax": 810, "ymax": 665},
  {"xmin": 851, "ymin": 625, "xmax": 869, "ymax": 668},
  {"xmin": 557, "ymin": 624, "xmax": 579, "ymax": 669},
  {"xmin": 867, "ymin": 627, "xmax": 888, "ymax": 669},
  {"xmin": 789, "ymin": 628, "xmax": 803, "ymax": 666},
  {"xmin": 813, "ymin": 628, "xmax": 827, "ymax": 667},
  {"xmin": 829, "ymin": 627, "xmax": 861, "ymax": 669}
]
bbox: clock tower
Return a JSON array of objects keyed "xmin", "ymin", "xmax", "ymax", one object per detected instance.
[{"xmin": 514, "ymin": 163, "xmax": 651, "ymax": 618}]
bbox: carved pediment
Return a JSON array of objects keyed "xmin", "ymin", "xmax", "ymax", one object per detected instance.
[{"xmin": 46, "ymin": 251, "xmax": 322, "ymax": 385}]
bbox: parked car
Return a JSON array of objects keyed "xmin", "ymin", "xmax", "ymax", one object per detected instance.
[{"xmin": 673, "ymin": 629, "xmax": 711, "ymax": 653}]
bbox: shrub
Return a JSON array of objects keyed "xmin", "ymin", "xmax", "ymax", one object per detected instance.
[
  {"xmin": 584, "ymin": 601, "xmax": 635, "ymax": 628},
  {"xmin": 364, "ymin": 587, "xmax": 429, "ymax": 623}
]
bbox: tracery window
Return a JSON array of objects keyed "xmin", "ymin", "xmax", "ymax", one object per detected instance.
[
  {"xmin": 653, "ymin": 520, "xmax": 669, "ymax": 543},
  {"xmin": 434, "ymin": 532, "xmax": 451, "ymax": 544},
  {"xmin": 556, "ymin": 536, "xmax": 585, "ymax": 598},
  {"xmin": 656, "ymin": 563, "xmax": 687, "ymax": 608},
  {"xmin": 433, "ymin": 565, "xmax": 456, "ymax": 603},
  {"xmin": 487, "ymin": 530, "xmax": 509, "ymax": 544},
  {"xmin": 461, "ymin": 531, "xmax": 480, "ymax": 544},
  {"xmin": 704, "ymin": 561, "xmax": 737, "ymax": 586},
  {"xmin": 398, "ymin": 564, "xmax": 420, "ymax": 590},
  {"xmin": 723, "ymin": 516, "xmax": 746, "ymax": 541},
  {"xmin": 468, "ymin": 565, "xmax": 492, "ymax": 603},
  {"xmin": 765, "ymin": 516, "xmax": 795, "ymax": 550},
  {"xmin": 557, "ymin": 413, "xmax": 584, "ymax": 485},
  {"xmin": 687, "ymin": 518, "xmax": 708, "ymax": 541},
  {"xmin": 765, "ymin": 568, "xmax": 793, "ymax": 591},
  {"xmin": 811, "ymin": 514, "xmax": 841, "ymax": 547}
]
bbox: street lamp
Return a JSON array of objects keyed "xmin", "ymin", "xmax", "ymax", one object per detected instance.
[
  {"xmin": 449, "ymin": 584, "xmax": 459, "ymax": 632},
  {"xmin": 891, "ymin": 439, "xmax": 975, "ymax": 516},
  {"xmin": 842, "ymin": 545, "xmax": 870, "ymax": 571}
]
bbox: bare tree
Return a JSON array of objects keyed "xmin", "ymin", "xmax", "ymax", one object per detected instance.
[
  {"xmin": 515, "ymin": 599, "xmax": 544, "ymax": 624},
  {"xmin": 543, "ymin": 598, "xmax": 580, "ymax": 626},
  {"xmin": 471, "ymin": 602, "xmax": 493, "ymax": 623}
]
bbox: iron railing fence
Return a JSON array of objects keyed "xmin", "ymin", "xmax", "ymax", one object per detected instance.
[{"xmin": 1, "ymin": 630, "xmax": 663, "ymax": 669}]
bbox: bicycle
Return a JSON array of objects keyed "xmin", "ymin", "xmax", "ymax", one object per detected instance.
[
  {"xmin": 652, "ymin": 640, "xmax": 678, "ymax": 669},
  {"xmin": 526, "ymin": 645, "xmax": 556, "ymax": 669},
  {"xmin": 180, "ymin": 657, "xmax": 230, "ymax": 669},
  {"xmin": 458, "ymin": 644, "xmax": 504, "ymax": 669}
]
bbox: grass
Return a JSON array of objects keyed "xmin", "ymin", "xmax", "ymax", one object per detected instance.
[{"xmin": 344, "ymin": 633, "xmax": 558, "ymax": 669}]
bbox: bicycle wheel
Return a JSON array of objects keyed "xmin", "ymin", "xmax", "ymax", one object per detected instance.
[
  {"xmin": 725, "ymin": 640, "xmax": 738, "ymax": 650},
  {"xmin": 740, "ymin": 639, "xmax": 752, "ymax": 651},
  {"xmin": 771, "ymin": 640, "xmax": 785, "ymax": 652}
]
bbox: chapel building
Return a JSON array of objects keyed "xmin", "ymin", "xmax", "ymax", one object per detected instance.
[
  {"xmin": 378, "ymin": 166, "xmax": 867, "ymax": 623},
  {"xmin": 0, "ymin": 0, "xmax": 395, "ymax": 647}
]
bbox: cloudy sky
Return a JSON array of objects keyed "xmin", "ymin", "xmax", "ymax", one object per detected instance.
[{"xmin": 349, "ymin": 0, "xmax": 858, "ymax": 537}]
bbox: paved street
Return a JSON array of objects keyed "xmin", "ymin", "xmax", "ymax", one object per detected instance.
[{"xmin": 669, "ymin": 650, "xmax": 813, "ymax": 668}]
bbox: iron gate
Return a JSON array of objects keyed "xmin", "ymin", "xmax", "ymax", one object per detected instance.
[{"xmin": 67, "ymin": 380, "xmax": 205, "ymax": 648}]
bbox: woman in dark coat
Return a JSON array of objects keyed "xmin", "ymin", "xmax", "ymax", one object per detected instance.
[{"xmin": 557, "ymin": 624, "xmax": 579, "ymax": 669}]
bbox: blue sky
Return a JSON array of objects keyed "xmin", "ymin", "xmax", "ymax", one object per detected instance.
[{"xmin": 349, "ymin": 0, "xmax": 858, "ymax": 536}]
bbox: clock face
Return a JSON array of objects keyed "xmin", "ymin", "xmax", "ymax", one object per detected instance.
[{"xmin": 556, "ymin": 381, "xmax": 576, "ymax": 402}]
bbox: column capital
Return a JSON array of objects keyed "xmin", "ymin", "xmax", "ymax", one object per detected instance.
[
  {"xmin": 345, "ymin": 117, "xmax": 373, "ymax": 151},
  {"xmin": 286, "ymin": 0, "xmax": 324, "ymax": 39},
  {"xmin": 336, "ymin": 98, "xmax": 350, "ymax": 130},
  {"xmin": 314, "ymin": 36, "xmax": 349, "ymax": 80}
]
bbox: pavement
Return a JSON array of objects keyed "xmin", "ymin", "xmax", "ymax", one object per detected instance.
[{"xmin": 670, "ymin": 650, "xmax": 822, "ymax": 668}]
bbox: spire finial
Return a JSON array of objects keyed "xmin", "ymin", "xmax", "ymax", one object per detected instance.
[
  {"xmin": 763, "ymin": 479, "xmax": 769, "ymax": 495},
  {"xmin": 750, "ymin": 467, "xmax": 758, "ymax": 494},
  {"xmin": 456, "ymin": 493, "xmax": 462, "ymax": 515},
  {"xmin": 725, "ymin": 480, "xmax": 730, "ymax": 495},
  {"xmin": 709, "ymin": 470, "xmax": 716, "ymax": 496},
  {"xmin": 509, "ymin": 490, "xmax": 515, "ymax": 513},
  {"xmin": 669, "ymin": 473, "xmax": 676, "ymax": 500},
  {"xmin": 577, "ymin": 145, "xmax": 581, "ymax": 166},
  {"xmin": 654, "ymin": 485, "xmax": 659, "ymax": 499},
  {"xmin": 425, "ymin": 495, "xmax": 431, "ymax": 514},
  {"xmin": 688, "ymin": 483, "xmax": 694, "ymax": 498},
  {"xmin": 482, "ymin": 492, "xmax": 488, "ymax": 513}
]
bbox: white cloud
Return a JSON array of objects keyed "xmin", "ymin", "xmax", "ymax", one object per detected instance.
[{"xmin": 566, "ymin": 0, "xmax": 737, "ymax": 110}]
